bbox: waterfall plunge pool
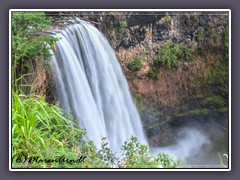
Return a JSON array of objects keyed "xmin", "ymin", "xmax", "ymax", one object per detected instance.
[{"xmin": 151, "ymin": 119, "xmax": 229, "ymax": 168}]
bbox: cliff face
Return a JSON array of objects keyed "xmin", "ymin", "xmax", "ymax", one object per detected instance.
[
  {"xmin": 18, "ymin": 57, "xmax": 57, "ymax": 104},
  {"xmin": 69, "ymin": 11, "xmax": 229, "ymax": 144},
  {"xmin": 34, "ymin": 11, "xmax": 229, "ymax": 146}
]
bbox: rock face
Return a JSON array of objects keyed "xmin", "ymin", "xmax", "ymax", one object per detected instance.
[
  {"xmin": 42, "ymin": 11, "xmax": 229, "ymax": 146},
  {"xmin": 19, "ymin": 57, "xmax": 57, "ymax": 104}
]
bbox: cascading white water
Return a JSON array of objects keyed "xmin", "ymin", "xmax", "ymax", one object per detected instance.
[{"xmin": 50, "ymin": 19, "xmax": 148, "ymax": 152}]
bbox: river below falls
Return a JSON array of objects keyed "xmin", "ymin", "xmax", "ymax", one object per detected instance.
[{"xmin": 151, "ymin": 120, "xmax": 229, "ymax": 168}]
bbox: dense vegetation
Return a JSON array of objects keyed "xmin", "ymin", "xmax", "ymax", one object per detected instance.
[
  {"xmin": 12, "ymin": 12, "xmax": 57, "ymax": 87},
  {"xmin": 127, "ymin": 51, "xmax": 147, "ymax": 70},
  {"xmin": 11, "ymin": 12, "xmax": 181, "ymax": 169},
  {"xmin": 155, "ymin": 40, "xmax": 195, "ymax": 69}
]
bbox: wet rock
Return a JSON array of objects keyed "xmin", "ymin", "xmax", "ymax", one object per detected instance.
[{"xmin": 148, "ymin": 123, "xmax": 175, "ymax": 146}]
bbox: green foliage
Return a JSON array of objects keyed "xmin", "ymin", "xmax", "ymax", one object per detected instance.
[
  {"xmin": 118, "ymin": 20, "xmax": 128, "ymax": 33},
  {"xmin": 120, "ymin": 136, "xmax": 153, "ymax": 168},
  {"xmin": 177, "ymin": 45, "xmax": 195, "ymax": 61},
  {"xmin": 12, "ymin": 12, "xmax": 56, "ymax": 61},
  {"xmin": 154, "ymin": 152, "xmax": 181, "ymax": 168},
  {"xmin": 12, "ymin": 90, "xmax": 83, "ymax": 167},
  {"xmin": 119, "ymin": 20, "xmax": 128, "ymax": 27},
  {"xmin": 197, "ymin": 28, "xmax": 204, "ymax": 42},
  {"xmin": 147, "ymin": 69, "xmax": 161, "ymax": 79},
  {"xmin": 127, "ymin": 51, "xmax": 147, "ymax": 71},
  {"xmin": 12, "ymin": 12, "xmax": 58, "ymax": 85},
  {"xmin": 162, "ymin": 12, "xmax": 170, "ymax": 22},
  {"xmin": 156, "ymin": 40, "xmax": 178, "ymax": 69},
  {"xmin": 218, "ymin": 153, "xmax": 228, "ymax": 168},
  {"xmin": 12, "ymin": 12, "xmax": 51, "ymax": 36},
  {"xmin": 119, "ymin": 136, "xmax": 181, "ymax": 168},
  {"xmin": 162, "ymin": 12, "xmax": 171, "ymax": 28},
  {"xmin": 156, "ymin": 40, "xmax": 195, "ymax": 69},
  {"xmin": 97, "ymin": 137, "xmax": 116, "ymax": 167},
  {"xmin": 127, "ymin": 59, "xmax": 143, "ymax": 70}
]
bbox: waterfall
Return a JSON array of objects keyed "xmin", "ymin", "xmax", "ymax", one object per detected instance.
[{"xmin": 50, "ymin": 19, "xmax": 148, "ymax": 152}]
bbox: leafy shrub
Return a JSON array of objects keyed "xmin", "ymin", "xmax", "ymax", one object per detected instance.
[
  {"xmin": 119, "ymin": 136, "xmax": 181, "ymax": 168},
  {"xmin": 97, "ymin": 137, "xmax": 116, "ymax": 167},
  {"xmin": 178, "ymin": 45, "xmax": 195, "ymax": 61},
  {"xmin": 156, "ymin": 40, "xmax": 195, "ymax": 69},
  {"xmin": 118, "ymin": 20, "xmax": 128, "ymax": 33},
  {"xmin": 12, "ymin": 12, "xmax": 58, "ymax": 84},
  {"xmin": 156, "ymin": 40, "xmax": 179, "ymax": 69},
  {"xmin": 120, "ymin": 136, "xmax": 153, "ymax": 168},
  {"xmin": 147, "ymin": 69, "xmax": 161, "ymax": 79},
  {"xmin": 127, "ymin": 59, "xmax": 143, "ymax": 70},
  {"xmin": 154, "ymin": 152, "xmax": 181, "ymax": 168},
  {"xmin": 127, "ymin": 51, "xmax": 147, "ymax": 71}
]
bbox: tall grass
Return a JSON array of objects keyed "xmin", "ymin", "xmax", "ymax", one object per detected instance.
[
  {"xmin": 12, "ymin": 89, "xmax": 89, "ymax": 168},
  {"xmin": 218, "ymin": 153, "xmax": 228, "ymax": 168}
]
